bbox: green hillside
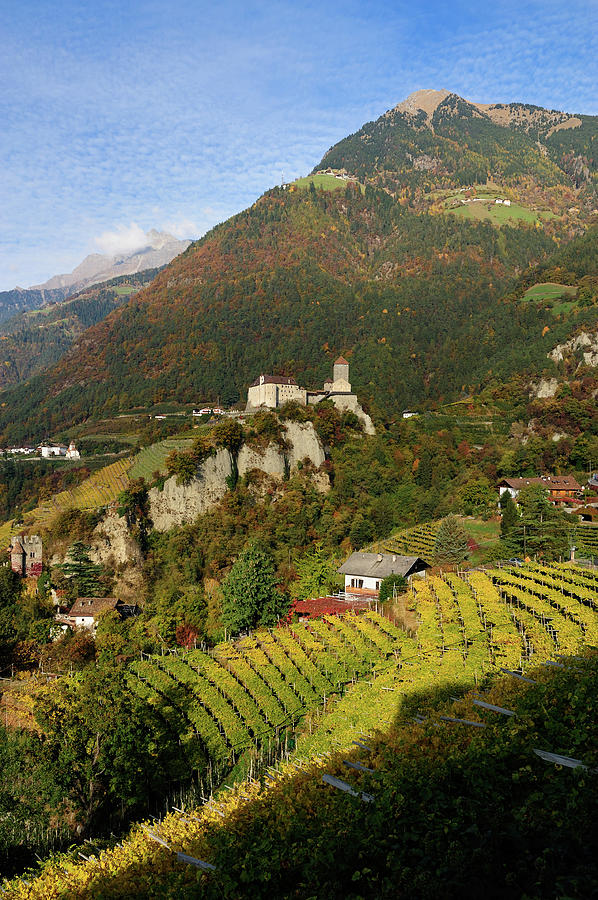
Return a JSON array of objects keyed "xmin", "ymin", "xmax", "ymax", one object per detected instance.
[
  {"xmin": 1, "ymin": 95, "xmax": 597, "ymax": 445},
  {"xmin": 0, "ymin": 269, "xmax": 161, "ymax": 390},
  {"xmin": 5, "ymin": 562, "xmax": 598, "ymax": 898}
]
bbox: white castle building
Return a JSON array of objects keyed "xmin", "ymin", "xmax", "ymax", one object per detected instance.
[{"xmin": 246, "ymin": 356, "xmax": 375, "ymax": 434}]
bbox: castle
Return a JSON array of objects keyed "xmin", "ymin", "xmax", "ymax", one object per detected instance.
[
  {"xmin": 246, "ymin": 356, "xmax": 375, "ymax": 434},
  {"xmin": 10, "ymin": 535, "xmax": 43, "ymax": 578}
]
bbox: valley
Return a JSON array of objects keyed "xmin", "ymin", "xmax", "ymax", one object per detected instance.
[{"xmin": 2, "ymin": 87, "xmax": 598, "ymax": 896}]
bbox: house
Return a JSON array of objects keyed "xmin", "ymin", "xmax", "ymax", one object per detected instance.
[
  {"xmin": 337, "ymin": 552, "xmax": 429, "ymax": 594},
  {"xmin": 498, "ymin": 475, "xmax": 582, "ymax": 505},
  {"xmin": 10, "ymin": 535, "xmax": 42, "ymax": 577},
  {"xmin": 67, "ymin": 597, "xmax": 140, "ymax": 631},
  {"xmin": 39, "ymin": 444, "xmax": 67, "ymax": 458}
]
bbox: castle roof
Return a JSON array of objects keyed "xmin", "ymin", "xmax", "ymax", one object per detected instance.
[
  {"xmin": 334, "ymin": 356, "xmax": 349, "ymax": 365},
  {"xmin": 250, "ymin": 374, "xmax": 298, "ymax": 387}
]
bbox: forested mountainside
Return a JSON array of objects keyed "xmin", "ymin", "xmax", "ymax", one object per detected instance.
[
  {"xmin": 318, "ymin": 91, "xmax": 598, "ymax": 204},
  {"xmin": 0, "ymin": 269, "xmax": 163, "ymax": 389},
  {"xmin": 0, "ymin": 287, "xmax": 68, "ymax": 325},
  {"xmin": 1, "ymin": 93, "xmax": 597, "ymax": 444}
]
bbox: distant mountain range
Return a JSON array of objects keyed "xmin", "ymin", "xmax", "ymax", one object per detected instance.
[
  {"xmin": 30, "ymin": 229, "xmax": 191, "ymax": 294},
  {"xmin": 1, "ymin": 91, "xmax": 597, "ymax": 443},
  {"xmin": 0, "ymin": 230, "xmax": 191, "ymax": 324}
]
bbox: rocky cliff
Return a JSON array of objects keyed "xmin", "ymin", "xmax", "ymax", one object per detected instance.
[{"xmin": 148, "ymin": 421, "xmax": 327, "ymax": 531}]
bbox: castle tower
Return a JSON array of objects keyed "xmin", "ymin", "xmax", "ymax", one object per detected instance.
[{"xmin": 332, "ymin": 356, "xmax": 351, "ymax": 392}]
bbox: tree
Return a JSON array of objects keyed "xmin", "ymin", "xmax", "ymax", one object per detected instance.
[
  {"xmin": 291, "ymin": 542, "xmax": 339, "ymax": 600},
  {"xmin": 433, "ymin": 515, "xmax": 470, "ymax": 566},
  {"xmin": 58, "ymin": 542, "xmax": 107, "ymax": 598},
  {"xmin": 378, "ymin": 574, "xmax": 408, "ymax": 602},
  {"xmin": 513, "ymin": 485, "xmax": 570, "ymax": 559},
  {"xmin": 117, "ymin": 477, "xmax": 152, "ymax": 553},
  {"xmin": 221, "ymin": 543, "xmax": 288, "ymax": 635},
  {"xmin": 499, "ymin": 493, "xmax": 519, "ymax": 542}
]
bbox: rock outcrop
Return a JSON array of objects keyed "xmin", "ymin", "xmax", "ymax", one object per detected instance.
[
  {"xmin": 148, "ymin": 421, "xmax": 327, "ymax": 532},
  {"xmin": 549, "ymin": 331, "xmax": 598, "ymax": 368}
]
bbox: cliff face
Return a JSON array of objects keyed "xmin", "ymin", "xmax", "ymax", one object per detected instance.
[{"xmin": 148, "ymin": 421, "xmax": 327, "ymax": 531}]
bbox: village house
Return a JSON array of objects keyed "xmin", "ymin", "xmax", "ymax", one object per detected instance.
[
  {"xmin": 67, "ymin": 597, "xmax": 140, "ymax": 631},
  {"xmin": 498, "ymin": 475, "xmax": 582, "ymax": 506},
  {"xmin": 337, "ymin": 552, "xmax": 429, "ymax": 594},
  {"xmin": 10, "ymin": 535, "xmax": 43, "ymax": 578},
  {"xmin": 39, "ymin": 444, "xmax": 68, "ymax": 458}
]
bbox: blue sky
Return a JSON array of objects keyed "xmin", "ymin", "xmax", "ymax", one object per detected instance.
[{"xmin": 1, "ymin": 0, "xmax": 596, "ymax": 289}]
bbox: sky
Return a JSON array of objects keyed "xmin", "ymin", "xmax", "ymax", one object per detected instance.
[{"xmin": 1, "ymin": 0, "xmax": 596, "ymax": 290}]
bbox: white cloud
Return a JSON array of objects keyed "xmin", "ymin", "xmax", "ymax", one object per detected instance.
[
  {"xmin": 94, "ymin": 222, "xmax": 149, "ymax": 257},
  {"xmin": 160, "ymin": 217, "xmax": 199, "ymax": 239}
]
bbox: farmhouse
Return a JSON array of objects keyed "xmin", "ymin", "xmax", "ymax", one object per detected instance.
[
  {"xmin": 68, "ymin": 597, "xmax": 140, "ymax": 631},
  {"xmin": 10, "ymin": 535, "xmax": 42, "ymax": 578},
  {"xmin": 498, "ymin": 475, "xmax": 582, "ymax": 505},
  {"xmin": 338, "ymin": 552, "xmax": 429, "ymax": 593}
]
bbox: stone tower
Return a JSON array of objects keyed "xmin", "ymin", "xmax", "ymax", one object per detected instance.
[
  {"xmin": 10, "ymin": 535, "xmax": 43, "ymax": 578},
  {"xmin": 332, "ymin": 356, "xmax": 351, "ymax": 392}
]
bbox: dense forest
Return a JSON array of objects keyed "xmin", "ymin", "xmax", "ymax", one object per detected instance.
[{"xmin": 0, "ymin": 269, "xmax": 163, "ymax": 389}]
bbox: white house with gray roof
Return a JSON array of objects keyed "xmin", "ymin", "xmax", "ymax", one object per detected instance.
[{"xmin": 337, "ymin": 552, "xmax": 429, "ymax": 593}]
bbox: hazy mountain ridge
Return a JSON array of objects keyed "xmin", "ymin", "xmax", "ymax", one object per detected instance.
[{"xmin": 31, "ymin": 229, "xmax": 191, "ymax": 294}]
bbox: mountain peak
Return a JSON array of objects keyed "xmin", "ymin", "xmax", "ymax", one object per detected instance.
[{"xmin": 395, "ymin": 89, "xmax": 451, "ymax": 117}]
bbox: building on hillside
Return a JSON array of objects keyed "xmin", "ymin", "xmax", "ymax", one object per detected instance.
[
  {"xmin": 65, "ymin": 441, "xmax": 80, "ymax": 459},
  {"xmin": 39, "ymin": 444, "xmax": 67, "ymax": 458},
  {"xmin": 67, "ymin": 597, "xmax": 140, "ymax": 631},
  {"xmin": 10, "ymin": 535, "xmax": 43, "ymax": 578},
  {"xmin": 246, "ymin": 356, "xmax": 375, "ymax": 434},
  {"xmin": 337, "ymin": 552, "xmax": 429, "ymax": 594},
  {"xmin": 246, "ymin": 375, "xmax": 308, "ymax": 410},
  {"xmin": 498, "ymin": 475, "xmax": 582, "ymax": 506}
]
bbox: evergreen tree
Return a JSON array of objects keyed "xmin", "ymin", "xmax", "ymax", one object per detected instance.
[
  {"xmin": 433, "ymin": 515, "xmax": 470, "ymax": 566},
  {"xmin": 221, "ymin": 543, "xmax": 288, "ymax": 635},
  {"xmin": 513, "ymin": 485, "xmax": 571, "ymax": 559},
  {"xmin": 59, "ymin": 542, "xmax": 107, "ymax": 597},
  {"xmin": 500, "ymin": 493, "xmax": 519, "ymax": 541}
]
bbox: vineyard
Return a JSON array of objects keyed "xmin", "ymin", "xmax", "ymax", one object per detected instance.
[
  {"xmin": 575, "ymin": 523, "xmax": 598, "ymax": 554},
  {"xmin": 379, "ymin": 520, "xmax": 440, "ymax": 556},
  {"xmin": 0, "ymin": 436, "xmax": 195, "ymax": 542},
  {"xmin": 24, "ymin": 458, "xmax": 133, "ymax": 530},
  {"xmin": 5, "ymin": 562, "xmax": 598, "ymax": 897},
  {"xmin": 128, "ymin": 437, "xmax": 194, "ymax": 481}
]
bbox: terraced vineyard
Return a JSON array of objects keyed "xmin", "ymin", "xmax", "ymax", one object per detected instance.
[
  {"xmin": 0, "ymin": 436, "xmax": 194, "ymax": 540},
  {"xmin": 381, "ymin": 520, "xmax": 440, "ymax": 557},
  {"xmin": 8, "ymin": 562, "xmax": 598, "ymax": 898},
  {"xmin": 124, "ymin": 563, "xmax": 598, "ymax": 769},
  {"xmin": 126, "ymin": 611, "xmax": 401, "ymax": 764},
  {"xmin": 575, "ymin": 524, "xmax": 598, "ymax": 554},
  {"xmin": 24, "ymin": 458, "xmax": 133, "ymax": 529},
  {"xmin": 128, "ymin": 437, "xmax": 194, "ymax": 481}
]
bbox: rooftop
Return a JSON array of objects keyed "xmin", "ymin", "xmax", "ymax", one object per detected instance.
[
  {"xmin": 338, "ymin": 552, "xmax": 430, "ymax": 579},
  {"xmin": 250, "ymin": 374, "xmax": 298, "ymax": 387}
]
